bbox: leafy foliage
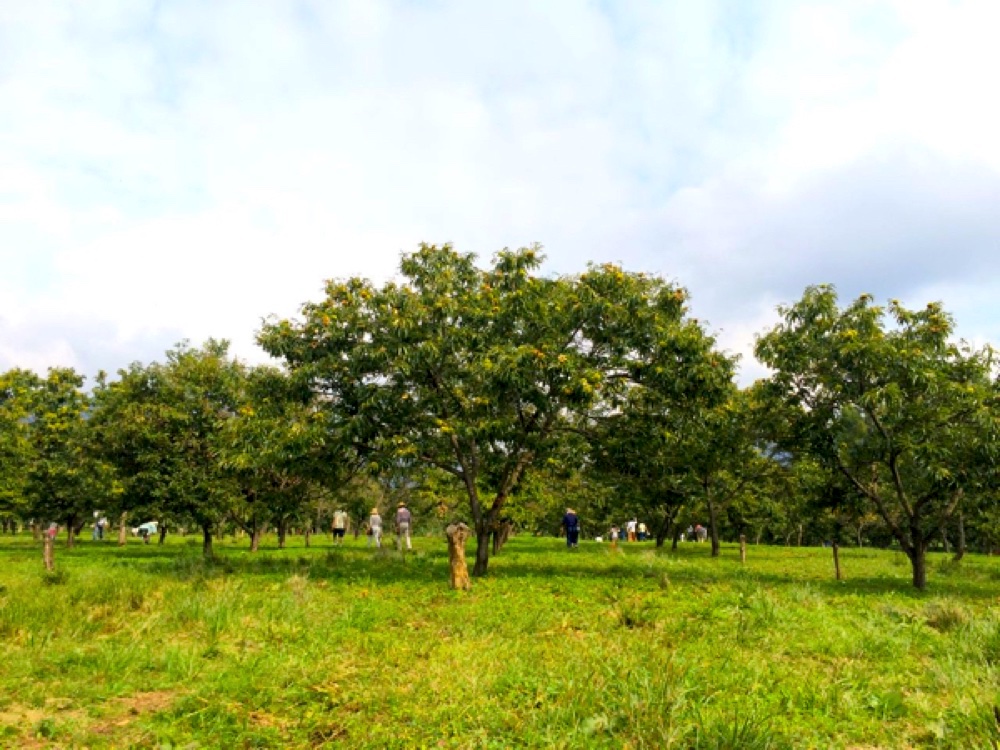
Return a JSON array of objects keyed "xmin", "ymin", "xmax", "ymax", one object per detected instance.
[
  {"xmin": 260, "ymin": 244, "xmax": 729, "ymax": 574},
  {"xmin": 756, "ymin": 286, "xmax": 1000, "ymax": 587}
]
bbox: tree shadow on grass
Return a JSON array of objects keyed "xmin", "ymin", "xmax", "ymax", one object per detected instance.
[{"xmin": 2, "ymin": 535, "xmax": 995, "ymax": 601}]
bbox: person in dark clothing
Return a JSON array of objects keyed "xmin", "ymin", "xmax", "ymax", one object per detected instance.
[{"xmin": 562, "ymin": 508, "xmax": 580, "ymax": 549}]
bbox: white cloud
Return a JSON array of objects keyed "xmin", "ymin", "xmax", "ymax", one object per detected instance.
[{"xmin": 2, "ymin": 0, "xmax": 999, "ymax": 383}]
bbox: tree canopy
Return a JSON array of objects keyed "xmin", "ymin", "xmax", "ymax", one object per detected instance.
[
  {"xmin": 2, "ymin": 249, "xmax": 997, "ymax": 590},
  {"xmin": 259, "ymin": 244, "xmax": 731, "ymax": 574},
  {"xmin": 756, "ymin": 286, "xmax": 1000, "ymax": 588}
]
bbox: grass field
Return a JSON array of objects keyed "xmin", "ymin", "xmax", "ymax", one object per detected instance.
[{"xmin": 0, "ymin": 533, "xmax": 998, "ymax": 749}]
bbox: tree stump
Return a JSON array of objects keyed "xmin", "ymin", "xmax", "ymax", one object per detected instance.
[
  {"xmin": 43, "ymin": 534, "xmax": 54, "ymax": 572},
  {"xmin": 445, "ymin": 523, "xmax": 472, "ymax": 591}
]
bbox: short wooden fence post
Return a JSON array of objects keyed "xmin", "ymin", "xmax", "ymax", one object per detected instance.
[{"xmin": 445, "ymin": 523, "xmax": 471, "ymax": 591}]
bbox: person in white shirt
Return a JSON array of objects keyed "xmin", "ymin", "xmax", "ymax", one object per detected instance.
[
  {"xmin": 395, "ymin": 502, "xmax": 412, "ymax": 550},
  {"xmin": 332, "ymin": 509, "xmax": 349, "ymax": 545},
  {"xmin": 367, "ymin": 509, "xmax": 382, "ymax": 548}
]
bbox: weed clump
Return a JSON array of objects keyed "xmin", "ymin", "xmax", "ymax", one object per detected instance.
[
  {"xmin": 924, "ymin": 600, "xmax": 967, "ymax": 632},
  {"xmin": 980, "ymin": 621, "xmax": 1000, "ymax": 665},
  {"xmin": 616, "ymin": 595, "xmax": 660, "ymax": 629},
  {"xmin": 40, "ymin": 570, "xmax": 69, "ymax": 586}
]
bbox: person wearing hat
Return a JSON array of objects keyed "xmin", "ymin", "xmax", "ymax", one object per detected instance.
[
  {"xmin": 367, "ymin": 507, "xmax": 383, "ymax": 548},
  {"xmin": 562, "ymin": 508, "xmax": 580, "ymax": 549},
  {"xmin": 395, "ymin": 501, "xmax": 412, "ymax": 551}
]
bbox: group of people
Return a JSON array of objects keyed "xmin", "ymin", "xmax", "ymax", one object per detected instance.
[
  {"xmin": 331, "ymin": 502, "xmax": 413, "ymax": 550},
  {"xmin": 606, "ymin": 518, "xmax": 649, "ymax": 543},
  {"xmin": 683, "ymin": 524, "xmax": 709, "ymax": 542},
  {"xmin": 561, "ymin": 515, "xmax": 711, "ymax": 547}
]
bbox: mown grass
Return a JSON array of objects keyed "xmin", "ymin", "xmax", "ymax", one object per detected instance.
[{"xmin": 0, "ymin": 533, "xmax": 998, "ymax": 749}]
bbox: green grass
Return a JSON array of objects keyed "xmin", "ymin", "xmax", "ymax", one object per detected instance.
[{"xmin": 0, "ymin": 533, "xmax": 998, "ymax": 748}]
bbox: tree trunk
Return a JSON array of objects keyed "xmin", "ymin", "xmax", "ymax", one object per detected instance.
[
  {"xmin": 655, "ymin": 513, "xmax": 668, "ymax": 548},
  {"xmin": 656, "ymin": 505, "xmax": 679, "ymax": 549},
  {"xmin": 833, "ymin": 541, "xmax": 842, "ymax": 581},
  {"xmin": 739, "ymin": 534, "xmax": 747, "ymax": 564},
  {"xmin": 445, "ymin": 523, "xmax": 471, "ymax": 590},
  {"xmin": 707, "ymin": 493, "xmax": 720, "ymax": 558},
  {"xmin": 953, "ymin": 513, "xmax": 966, "ymax": 562},
  {"xmin": 797, "ymin": 523, "xmax": 804, "ymax": 547},
  {"xmin": 31, "ymin": 522, "xmax": 40, "ymax": 541},
  {"xmin": 278, "ymin": 521, "xmax": 287, "ymax": 549},
  {"xmin": 66, "ymin": 524, "xmax": 76, "ymax": 548},
  {"xmin": 304, "ymin": 527, "xmax": 311, "ymax": 548},
  {"xmin": 158, "ymin": 525, "xmax": 167, "ymax": 545},
  {"xmin": 940, "ymin": 528, "xmax": 950, "ymax": 554},
  {"xmin": 118, "ymin": 514, "xmax": 127, "ymax": 546},
  {"xmin": 472, "ymin": 523, "xmax": 490, "ymax": 577},
  {"xmin": 250, "ymin": 527, "xmax": 262, "ymax": 552},
  {"xmin": 202, "ymin": 524, "xmax": 213, "ymax": 558},
  {"xmin": 491, "ymin": 519, "xmax": 513, "ymax": 556},
  {"xmin": 43, "ymin": 535, "xmax": 54, "ymax": 571},
  {"xmin": 908, "ymin": 542, "xmax": 928, "ymax": 590}
]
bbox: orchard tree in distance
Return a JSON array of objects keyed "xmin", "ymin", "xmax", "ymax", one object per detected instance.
[
  {"xmin": 92, "ymin": 341, "xmax": 243, "ymax": 557},
  {"xmin": 756, "ymin": 286, "xmax": 1000, "ymax": 589},
  {"xmin": 0, "ymin": 369, "xmax": 41, "ymax": 528},
  {"xmin": 259, "ymin": 244, "xmax": 729, "ymax": 576},
  {"xmin": 219, "ymin": 366, "xmax": 360, "ymax": 551},
  {"xmin": 21, "ymin": 369, "xmax": 115, "ymax": 546}
]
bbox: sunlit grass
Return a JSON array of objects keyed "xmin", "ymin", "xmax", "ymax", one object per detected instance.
[{"xmin": 0, "ymin": 533, "xmax": 997, "ymax": 748}]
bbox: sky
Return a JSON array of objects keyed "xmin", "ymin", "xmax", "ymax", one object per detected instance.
[{"xmin": 3, "ymin": 0, "xmax": 1000, "ymax": 383}]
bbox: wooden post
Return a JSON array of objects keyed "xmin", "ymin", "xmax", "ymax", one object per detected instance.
[
  {"xmin": 43, "ymin": 534, "xmax": 54, "ymax": 572},
  {"xmin": 833, "ymin": 541, "xmax": 842, "ymax": 581},
  {"xmin": 739, "ymin": 534, "xmax": 747, "ymax": 564},
  {"xmin": 445, "ymin": 523, "xmax": 471, "ymax": 591},
  {"xmin": 118, "ymin": 513, "xmax": 127, "ymax": 546}
]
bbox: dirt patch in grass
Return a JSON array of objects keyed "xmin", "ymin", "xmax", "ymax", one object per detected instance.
[
  {"xmin": 0, "ymin": 699, "xmax": 89, "ymax": 747},
  {"xmin": 89, "ymin": 690, "xmax": 181, "ymax": 736},
  {"xmin": 115, "ymin": 690, "xmax": 177, "ymax": 716}
]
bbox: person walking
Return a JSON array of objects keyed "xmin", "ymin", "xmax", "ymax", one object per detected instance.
[
  {"xmin": 638, "ymin": 522, "xmax": 648, "ymax": 542},
  {"xmin": 395, "ymin": 502, "xmax": 412, "ymax": 551},
  {"xmin": 626, "ymin": 518, "xmax": 637, "ymax": 542},
  {"xmin": 367, "ymin": 508, "xmax": 382, "ymax": 548},
  {"xmin": 332, "ymin": 508, "xmax": 349, "ymax": 545},
  {"xmin": 562, "ymin": 508, "xmax": 580, "ymax": 549}
]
